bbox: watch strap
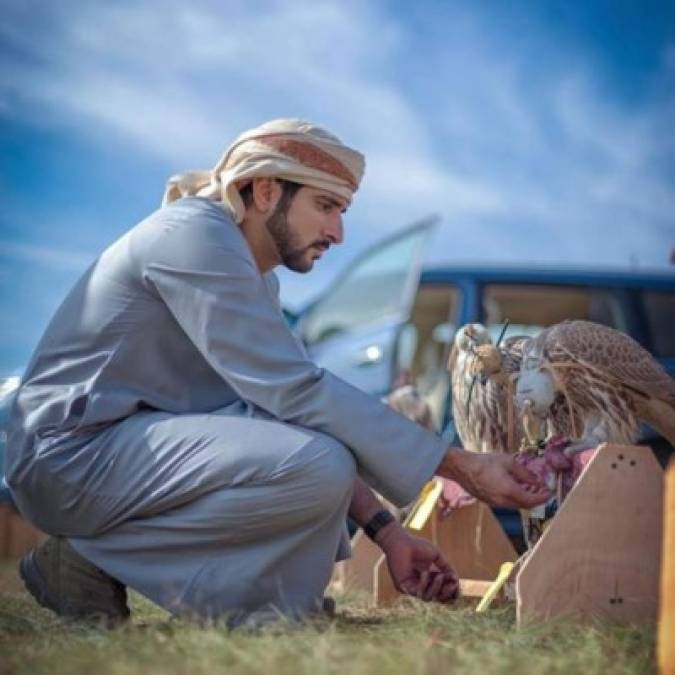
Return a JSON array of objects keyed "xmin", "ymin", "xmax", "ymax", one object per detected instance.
[{"xmin": 363, "ymin": 509, "xmax": 396, "ymax": 540}]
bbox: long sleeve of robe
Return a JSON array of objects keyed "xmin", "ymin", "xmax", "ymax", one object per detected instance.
[{"xmin": 7, "ymin": 197, "xmax": 446, "ymax": 514}]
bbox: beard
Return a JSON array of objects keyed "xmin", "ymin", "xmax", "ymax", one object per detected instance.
[{"xmin": 266, "ymin": 192, "xmax": 329, "ymax": 273}]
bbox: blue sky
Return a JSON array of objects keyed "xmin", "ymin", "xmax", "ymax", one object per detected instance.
[{"xmin": 1, "ymin": 0, "xmax": 674, "ymax": 375}]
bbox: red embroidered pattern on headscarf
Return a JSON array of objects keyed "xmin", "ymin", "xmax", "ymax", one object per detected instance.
[{"xmin": 257, "ymin": 135, "xmax": 358, "ymax": 191}]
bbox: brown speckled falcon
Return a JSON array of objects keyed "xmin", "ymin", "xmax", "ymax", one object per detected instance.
[
  {"xmin": 515, "ymin": 320, "xmax": 675, "ymax": 454},
  {"xmin": 447, "ymin": 323, "xmax": 528, "ymax": 453},
  {"xmin": 385, "ymin": 384, "xmax": 435, "ymax": 431}
]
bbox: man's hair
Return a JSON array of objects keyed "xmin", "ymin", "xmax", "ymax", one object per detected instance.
[{"xmin": 239, "ymin": 179, "xmax": 302, "ymax": 209}]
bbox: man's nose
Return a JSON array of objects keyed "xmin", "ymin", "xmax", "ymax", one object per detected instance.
[{"xmin": 326, "ymin": 215, "xmax": 344, "ymax": 245}]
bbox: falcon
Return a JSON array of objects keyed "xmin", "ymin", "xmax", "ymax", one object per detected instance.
[
  {"xmin": 516, "ymin": 320, "xmax": 675, "ymax": 454},
  {"xmin": 448, "ymin": 325, "xmax": 571, "ymax": 542},
  {"xmin": 460, "ymin": 319, "xmax": 675, "ymax": 548},
  {"xmin": 448, "ymin": 324, "xmax": 554, "ymax": 540},
  {"xmin": 474, "ymin": 320, "xmax": 675, "ymax": 455},
  {"xmin": 447, "ymin": 323, "xmax": 528, "ymax": 453}
]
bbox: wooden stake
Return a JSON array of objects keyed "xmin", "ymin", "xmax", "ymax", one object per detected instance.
[{"xmin": 658, "ymin": 458, "xmax": 675, "ymax": 675}]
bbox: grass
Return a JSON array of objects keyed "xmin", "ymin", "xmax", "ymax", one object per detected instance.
[{"xmin": 0, "ymin": 561, "xmax": 657, "ymax": 675}]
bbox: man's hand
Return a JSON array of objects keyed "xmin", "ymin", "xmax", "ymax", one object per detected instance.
[
  {"xmin": 375, "ymin": 522, "xmax": 459, "ymax": 602},
  {"xmin": 437, "ymin": 447, "xmax": 551, "ymax": 509}
]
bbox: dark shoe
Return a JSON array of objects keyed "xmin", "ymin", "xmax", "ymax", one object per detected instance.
[
  {"xmin": 19, "ymin": 536, "xmax": 130, "ymax": 625},
  {"xmin": 322, "ymin": 596, "xmax": 336, "ymax": 618}
]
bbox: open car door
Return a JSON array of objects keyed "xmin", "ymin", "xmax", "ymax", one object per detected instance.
[{"xmin": 295, "ymin": 217, "xmax": 437, "ymax": 396}]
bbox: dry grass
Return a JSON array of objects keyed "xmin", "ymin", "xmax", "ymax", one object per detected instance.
[{"xmin": 0, "ymin": 561, "xmax": 656, "ymax": 675}]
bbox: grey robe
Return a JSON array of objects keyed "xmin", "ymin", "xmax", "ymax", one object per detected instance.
[{"xmin": 6, "ymin": 197, "xmax": 446, "ymax": 625}]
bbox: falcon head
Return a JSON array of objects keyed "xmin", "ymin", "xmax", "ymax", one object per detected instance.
[
  {"xmin": 516, "ymin": 352, "xmax": 556, "ymax": 419},
  {"xmin": 451, "ymin": 323, "xmax": 492, "ymax": 387},
  {"xmin": 469, "ymin": 344, "xmax": 506, "ymax": 385},
  {"xmin": 453, "ymin": 323, "xmax": 491, "ymax": 352}
]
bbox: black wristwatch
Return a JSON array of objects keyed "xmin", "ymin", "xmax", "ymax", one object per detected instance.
[{"xmin": 363, "ymin": 509, "xmax": 396, "ymax": 541}]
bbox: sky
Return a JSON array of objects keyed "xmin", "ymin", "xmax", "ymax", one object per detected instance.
[{"xmin": 1, "ymin": 0, "xmax": 674, "ymax": 375}]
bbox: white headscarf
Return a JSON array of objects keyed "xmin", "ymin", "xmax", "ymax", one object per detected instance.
[{"xmin": 162, "ymin": 119, "xmax": 365, "ymax": 223}]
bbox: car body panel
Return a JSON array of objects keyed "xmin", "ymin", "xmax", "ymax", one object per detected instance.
[{"xmin": 296, "ymin": 218, "xmax": 438, "ymax": 392}]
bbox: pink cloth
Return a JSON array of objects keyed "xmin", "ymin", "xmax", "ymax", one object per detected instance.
[{"xmin": 437, "ymin": 476, "xmax": 477, "ymax": 515}]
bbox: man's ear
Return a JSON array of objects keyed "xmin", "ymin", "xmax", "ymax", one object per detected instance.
[{"xmin": 251, "ymin": 177, "xmax": 282, "ymax": 214}]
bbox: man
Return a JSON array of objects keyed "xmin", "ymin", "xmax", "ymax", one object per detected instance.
[{"xmin": 7, "ymin": 119, "xmax": 548, "ymax": 627}]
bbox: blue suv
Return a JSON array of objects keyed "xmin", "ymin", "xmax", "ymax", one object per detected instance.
[
  {"xmin": 288, "ymin": 221, "xmax": 674, "ymax": 547},
  {"xmin": 289, "ymin": 220, "xmax": 674, "ymax": 466}
]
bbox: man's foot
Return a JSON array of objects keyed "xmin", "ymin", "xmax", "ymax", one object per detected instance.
[
  {"xmin": 19, "ymin": 536, "xmax": 130, "ymax": 626},
  {"xmin": 322, "ymin": 596, "xmax": 336, "ymax": 618}
]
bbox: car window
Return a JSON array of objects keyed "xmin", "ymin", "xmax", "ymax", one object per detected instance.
[
  {"xmin": 408, "ymin": 284, "xmax": 461, "ymax": 379},
  {"xmin": 481, "ymin": 284, "xmax": 625, "ymax": 336},
  {"xmin": 398, "ymin": 283, "xmax": 461, "ymax": 430},
  {"xmin": 299, "ymin": 226, "xmax": 431, "ymax": 346},
  {"xmin": 643, "ymin": 290, "xmax": 675, "ymax": 357}
]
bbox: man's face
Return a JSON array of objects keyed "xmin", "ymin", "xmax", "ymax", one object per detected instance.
[{"xmin": 266, "ymin": 185, "xmax": 347, "ymax": 273}]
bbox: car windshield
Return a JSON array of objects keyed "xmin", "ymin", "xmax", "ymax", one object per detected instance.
[{"xmin": 300, "ymin": 231, "xmax": 428, "ymax": 345}]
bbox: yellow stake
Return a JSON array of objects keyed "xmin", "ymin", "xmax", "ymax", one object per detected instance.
[
  {"xmin": 475, "ymin": 561, "xmax": 514, "ymax": 613},
  {"xmin": 405, "ymin": 479, "xmax": 443, "ymax": 530}
]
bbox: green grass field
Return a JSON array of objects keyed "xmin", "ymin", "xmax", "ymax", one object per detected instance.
[{"xmin": 0, "ymin": 561, "xmax": 657, "ymax": 675}]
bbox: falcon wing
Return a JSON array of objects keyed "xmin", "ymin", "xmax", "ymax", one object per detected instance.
[
  {"xmin": 543, "ymin": 320, "xmax": 675, "ymax": 404},
  {"xmin": 448, "ymin": 343, "xmax": 477, "ymax": 451}
]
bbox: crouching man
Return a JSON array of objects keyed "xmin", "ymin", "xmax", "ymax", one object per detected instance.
[{"xmin": 6, "ymin": 119, "xmax": 549, "ymax": 628}]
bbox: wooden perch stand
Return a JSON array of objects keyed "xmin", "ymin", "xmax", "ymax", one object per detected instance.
[
  {"xmin": 332, "ymin": 478, "xmax": 518, "ymax": 606},
  {"xmin": 516, "ymin": 443, "xmax": 664, "ymax": 626},
  {"xmin": 334, "ymin": 443, "xmax": 667, "ymax": 628}
]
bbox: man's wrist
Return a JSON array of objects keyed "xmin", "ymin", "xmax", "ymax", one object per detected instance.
[
  {"xmin": 363, "ymin": 509, "xmax": 396, "ymax": 541},
  {"xmin": 437, "ymin": 446, "xmax": 466, "ymax": 481},
  {"xmin": 373, "ymin": 518, "xmax": 404, "ymax": 550}
]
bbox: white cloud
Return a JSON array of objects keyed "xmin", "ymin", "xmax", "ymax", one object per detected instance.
[
  {"xmin": 0, "ymin": 0, "xmax": 672, "ymax": 313},
  {"xmin": 0, "ymin": 239, "xmax": 94, "ymax": 271}
]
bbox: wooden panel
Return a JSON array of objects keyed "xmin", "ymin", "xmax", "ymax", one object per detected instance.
[
  {"xmin": 333, "ymin": 529, "xmax": 384, "ymax": 595},
  {"xmin": 434, "ymin": 501, "xmax": 518, "ymax": 580},
  {"xmin": 373, "ymin": 553, "xmax": 397, "ymax": 607},
  {"xmin": 517, "ymin": 444, "xmax": 663, "ymax": 626},
  {"xmin": 658, "ymin": 459, "xmax": 675, "ymax": 675},
  {"xmin": 459, "ymin": 579, "xmax": 494, "ymax": 597}
]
